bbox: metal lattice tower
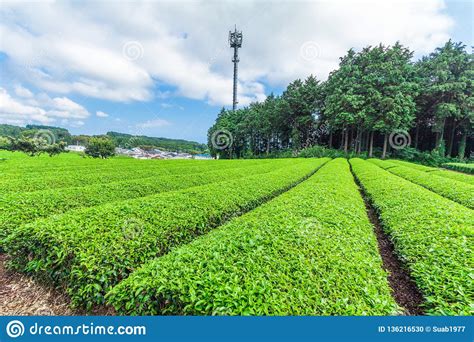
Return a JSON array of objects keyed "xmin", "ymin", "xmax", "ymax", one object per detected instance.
[{"xmin": 229, "ymin": 26, "xmax": 242, "ymax": 111}]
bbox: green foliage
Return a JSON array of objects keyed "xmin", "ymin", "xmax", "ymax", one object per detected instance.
[
  {"xmin": 208, "ymin": 40, "xmax": 472, "ymax": 160},
  {"xmin": 298, "ymin": 145, "xmax": 365, "ymax": 159},
  {"xmin": 0, "ymin": 158, "xmax": 273, "ymax": 195},
  {"xmin": 22, "ymin": 125, "xmax": 72, "ymax": 143},
  {"xmin": 10, "ymin": 137, "xmax": 42, "ymax": 156},
  {"xmin": 207, "ymin": 75, "xmax": 324, "ymax": 158},
  {"xmin": 0, "ymin": 136, "xmax": 12, "ymax": 150},
  {"xmin": 85, "ymin": 137, "xmax": 116, "ymax": 159},
  {"xmin": 107, "ymin": 159, "xmax": 398, "ymax": 315},
  {"xmin": 5, "ymin": 159, "xmax": 327, "ymax": 309},
  {"xmin": 0, "ymin": 124, "xmax": 207, "ymax": 155},
  {"xmin": 388, "ymin": 159, "xmax": 474, "ymax": 186},
  {"xmin": 416, "ymin": 40, "xmax": 473, "ymax": 156},
  {"xmin": 0, "ymin": 124, "xmax": 25, "ymax": 138},
  {"xmin": 5, "ymin": 137, "xmax": 67, "ymax": 157},
  {"xmin": 442, "ymin": 162, "xmax": 474, "ymax": 175},
  {"xmin": 390, "ymin": 147, "xmax": 463, "ymax": 166},
  {"xmin": 350, "ymin": 158, "xmax": 473, "ymax": 315},
  {"xmin": 368, "ymin": 159, "xmax": 474, "ymax": 209},
  {"xmin": 0, "ymin": 159, "xmax": 295, "ymax": 245}
]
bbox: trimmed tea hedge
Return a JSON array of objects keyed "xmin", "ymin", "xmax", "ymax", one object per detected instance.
[
  {"xmin": 387, "ymin": 160, "xmax": 438, "ymax": 172},
  {"xmin": 0, "ymin": 157, "xmax": 271, "ymax": 179},
  {"xmin": 6, "ymin": 158, "xmax": 329, "ymax": 309},
  {"xmin": 0, "ymin": 159, "xmax": 299, "ymax": 245},
  {"xmin": 388, "ymin": 160, "xmax": 474, "ymax": 186},
  {"xmin": 351, "ymin": 158, "xmax": 473, "ymax": 315},
  {"xmin": 368, "ymin": 159, "xmax": 474, "ymax": 209},
  {"xmin": 107, "ymin": 158, "xmax": 398, "ymax": 315},
  {"xmin": 0, "ymin": 159, "xmax": 271, "ymax": 194},
  {"xmin": 442, "ymin": 163, "xmax": 474, "ymax": 175}
]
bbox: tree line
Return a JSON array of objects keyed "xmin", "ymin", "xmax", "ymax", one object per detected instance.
[{"xmin": 208, "ymin": 40, "xmax": 473, "ymax": 160}]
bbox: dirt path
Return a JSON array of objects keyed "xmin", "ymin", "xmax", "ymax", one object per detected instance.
[
  {"xmin": 349, "ymin": 167, "xmax": 425, "ymax": 315},
  {"xmin": 0, "ymin": 254, "xmax": 73, "ymax": 315}
]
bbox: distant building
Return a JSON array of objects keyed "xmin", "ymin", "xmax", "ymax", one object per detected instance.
[
  {"xmin": 115, "ymin": 147, "xmax": 195, "ymax": 160},
  {"xmin": 66, "ymin": 145, "xmax": 86, "ymax": 152}
]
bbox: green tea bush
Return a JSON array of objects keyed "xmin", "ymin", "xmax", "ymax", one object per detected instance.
[
  {"xmin": 368, "ymin": 159, "xmax": 474, "ymax": 209},
  {"xmin": 107, "ymin": 159, "xmax": 398, "ymax": 315},
  {"xmin": 350, "ymin": 158, "xmax": 473, "ymax": 315},
  {"xmin": 0, "ymin": 159, "xmax": 299, "ymax": 245},
  {"xmin": 388, "ymin": 159, "xmax": 474, "ymax": 186},
  {"xmin": 0, "ymin": 159, "xmax": 271, "ymax": 194},
  {"xmin": 442, "ymin": 163, "xmax": 474, "ymax": 175},
  {"xmin": 6, "ymin": 159, "xmax": 329, "ymax": 309}
]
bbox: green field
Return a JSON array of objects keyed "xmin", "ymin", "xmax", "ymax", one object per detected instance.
[
  {"xmin": 1, "ymin": 152, "xmax": 472, "ymax": 315},
  {"xmin": 442, "ymin": 162, "xmax": 474, "ymax": 175}
]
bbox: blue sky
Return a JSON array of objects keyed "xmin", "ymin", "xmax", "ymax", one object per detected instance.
[{"xmin": 0, "ymin": 0, "xmax": 472, "ymax": 143}]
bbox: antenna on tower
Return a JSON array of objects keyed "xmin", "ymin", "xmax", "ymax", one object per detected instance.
[{"xmin": 229, "ymin": 26, "xmax": 243, "ymax": 111}]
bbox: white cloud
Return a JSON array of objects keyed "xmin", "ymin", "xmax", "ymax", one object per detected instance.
[
  {"xmin": 96, "ymin": 110, "xmax": 109, "ymax": 117},
  {"xmin": 0, "ymin": 0, "xmax": 455, "ymax": 107},
  {"xmin": 14, "ymin": 85, "xmax": 34, "ymax": 98},
  {"xmin": 0, "ymin": 87, "xmax": 90, "ymax": 126},
  {"xmin": 136, "ymin": 118, "xmax": 171, "ymax": 129}
]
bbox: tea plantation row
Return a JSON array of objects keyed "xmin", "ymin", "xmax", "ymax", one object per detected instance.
[{"xmin": 1, "ymin": 153, "xmax": 472, "ymax": 315}]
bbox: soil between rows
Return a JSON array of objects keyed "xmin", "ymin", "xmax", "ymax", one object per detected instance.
[{"xmin": 349, "ymin": 166, "xmax": 425, "ymax": 315}]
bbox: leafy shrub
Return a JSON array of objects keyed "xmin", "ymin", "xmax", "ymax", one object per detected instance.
[
  {"xmin": 442, "ymin": 162, "xmax": 474, "ymax": 175},
  {"xmin": 6, "ymin": 159, "xmax": 328, "ymax": 309},
  {"xmin": 107, "ymin": 158, "xmax": 398, "ymax": 315},
  {"xmin": 0, "ymin": 159, "xmax": 297, "ymax": 246},
  {"xmin": 85, "ymin": 137, "xmax": 116, "ymax": 159},
  {"xmin": 368, "ymin": 159, "xmax": 474, "ymax": 209},
  {"xmin": 388, "ymin": 159, "xmax": 474, "ymax": 186},
  {"xmin": 350, "ymin": 158, "xmax": 473, "ymax": 315},
  {"xmin": 298, "ymin": 145, "xmax": 364, "ymax": 159},
  {"xmin": 0, "ymin": 159, "xmax": 269, "ymax": 194},
  {"xmin": 392, "ymin": 147, "xmax": 466, "ymax": 167}
]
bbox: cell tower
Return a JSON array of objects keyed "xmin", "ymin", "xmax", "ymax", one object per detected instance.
[{"xmin": 229, "ymin": 26, "xmax": 243, "ymax": 111}]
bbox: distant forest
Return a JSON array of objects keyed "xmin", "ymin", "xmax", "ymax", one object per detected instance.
[
  {"xmin": 0, "ymin": 124, "xmax": 208, "ymax": 154},
  {"xmin": 208, "ymin": 40, "xmax": 473, "ymax": 160}
]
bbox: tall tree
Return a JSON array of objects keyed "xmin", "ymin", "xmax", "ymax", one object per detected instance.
[{"xmin": 416, "ymin": 40, "xmax": 473, "ymax": 157}]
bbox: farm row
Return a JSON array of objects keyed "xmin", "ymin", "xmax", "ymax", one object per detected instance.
[
  {"xmin": 1, "ymin": 153, "xmax": 472, "ymax": 315},
  {"xmin": 442, "ymin": 162, "xmax": 474, "ymax": 175}
]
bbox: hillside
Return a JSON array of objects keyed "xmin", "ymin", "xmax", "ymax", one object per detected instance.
[{"xmin": 0, "ymin": 124, "xmax": 208, "ymax": 154}]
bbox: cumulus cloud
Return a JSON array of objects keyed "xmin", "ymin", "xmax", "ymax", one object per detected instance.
[
  {"xmin": 14, "ymin": 85, "xmax": 34, "ymax": 98},
  {"xmin": 0, "ymin": 0, "xmax": 454, "ymax": 107},
  {"xmin": 96, "ymin": 110, "xmax": 109, "ymax": 118},
  {"xmin": 0, "ymin": 86, "xmax": 90, "ymax": 126}
]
